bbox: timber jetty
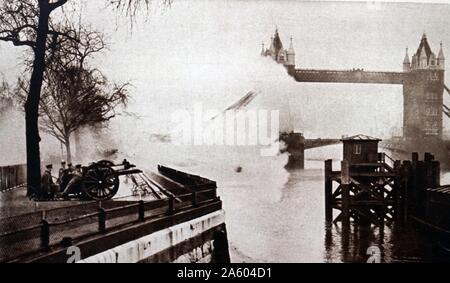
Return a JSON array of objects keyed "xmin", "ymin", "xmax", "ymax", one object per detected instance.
[{"xmin": 324, "ymin": 134, "xmax": 450, "ymax": 251}]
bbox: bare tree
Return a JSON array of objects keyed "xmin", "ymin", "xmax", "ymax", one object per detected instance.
[
  {"xmin": 39, "ymin": 68, "xmax": 129, "ymax": 163},
  {"xmin": 0, "ymin": 0, "xmax": 170, "ymax": 197}
]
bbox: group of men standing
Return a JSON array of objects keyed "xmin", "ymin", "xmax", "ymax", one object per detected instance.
[{"xmin": 40, "ymin": 161, "xmax": 84, "ymax": 200}]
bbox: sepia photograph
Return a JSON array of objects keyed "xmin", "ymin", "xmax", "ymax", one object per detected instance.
[{"xmin": 1, "ymin": 0, "xmax": 450, "ymax": 267}]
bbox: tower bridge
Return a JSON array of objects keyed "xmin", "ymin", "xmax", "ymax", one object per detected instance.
[{"xmin": 262, "ymin": 29, "xmax": 446, "ymax": 141}]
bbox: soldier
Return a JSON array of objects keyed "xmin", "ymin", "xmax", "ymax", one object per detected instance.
[
  {"xmin": 58, "ymin": 161, "xmax": 72, "ymax": 192},
  {"xmin": 67, "ymin": 163, "xmax": 74, "ymax": 173},
  {"xmin": 60, "ymin": 164, "xmax": 83, "ymax": 199},
  {"xmin": 41, "ymin": 164, "xmax": 58, "ymax": 199},
  {"xmin": 58, "ymin": 160, "xmax": 66, "ymax": 182}
]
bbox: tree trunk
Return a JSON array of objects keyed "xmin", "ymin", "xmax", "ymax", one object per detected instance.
[
  {"xmin": 65, "ymin": 138, "xmax": 72, "ymax": 164},
  {"xmin": 25, "ymin": 3, "xmax": 51, "ymax": 197}
]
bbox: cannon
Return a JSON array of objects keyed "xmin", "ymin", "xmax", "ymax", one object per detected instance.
[{"xmin": 63, "ymin": 159, "xmax": 142, "ymax": 201}]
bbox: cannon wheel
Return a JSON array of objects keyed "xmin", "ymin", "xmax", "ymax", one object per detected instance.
[{"xmin": 83, "ymin": 162, "xmax": 120, "ymax": 200}]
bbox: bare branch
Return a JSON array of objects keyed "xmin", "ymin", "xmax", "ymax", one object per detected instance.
[{"xmin": 0, "ymin": 35, "xmax": 35, "ymax": 48}]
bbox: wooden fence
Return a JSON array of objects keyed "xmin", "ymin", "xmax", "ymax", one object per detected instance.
[{"xmin": 0, "ymin": 164, "xmax": 26, "ymax": 192}]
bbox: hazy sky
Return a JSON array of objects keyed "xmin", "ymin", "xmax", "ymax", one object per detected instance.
[{"xmin": 2, "ymin": 0, "xmax": 450, "ymax": 144}]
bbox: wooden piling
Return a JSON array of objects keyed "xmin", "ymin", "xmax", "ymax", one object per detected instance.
[
  {"xmin": 393, "ymin": 160, "xmax": 401, "ymax": 220},
  {"xmin": 416, "ymin": 161, "xmax": 427, "ymax": 216},
  {"xmin": 412, "ymin": 152, "xmax": 419, "ymax": 163},
  {"xmin": 425, "ymin": 152, "xmax": 434, "ymax": 189},
  {"xmin": 424, "ymin": 152, "xmax": 434, "ymax": 162},
  {"xmin": 341, "ymin": 160, "xmax": 350, "ymax": 229},
  {"xmin": 411, "ymin": 154, "xmax": 418, "ymax": 207},
  {"xmin": 325, "ymin": 159, "xmax": 333, "ymax": 222},
  {"xmin": 432, "ymin": 161, "xmax": 440, "ymax": 188},
  {"xmin": 402, "ymin": 160, "xmax": 412, "ymax": 222}
]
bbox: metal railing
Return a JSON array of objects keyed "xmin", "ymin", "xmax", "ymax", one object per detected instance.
[{"xmin": 0, "ymin": 187, "xmax": 218, "ymax": 263}]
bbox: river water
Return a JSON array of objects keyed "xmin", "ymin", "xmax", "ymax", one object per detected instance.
[{"xmin": 132, "ymin": 143, "xmax": 450, "ymax": 263}]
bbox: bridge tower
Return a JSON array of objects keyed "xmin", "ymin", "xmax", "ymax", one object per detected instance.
[
  {"xmin": 261, "ymin": 28, "xmax": 296, "ymax": 73},
  {"xmin": 402, "ymin": 34, "xmax": 445, "ymax": 141}
]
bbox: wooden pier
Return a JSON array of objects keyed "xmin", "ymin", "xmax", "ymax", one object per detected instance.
[{"xmin": 324, "ymin": 135, "xmax": 441, "ymax": 227}]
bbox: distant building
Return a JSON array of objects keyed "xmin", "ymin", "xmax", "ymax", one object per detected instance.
[{"xmin": 261, "ymin": 28, "xmax": 296, "ymax": 69}]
